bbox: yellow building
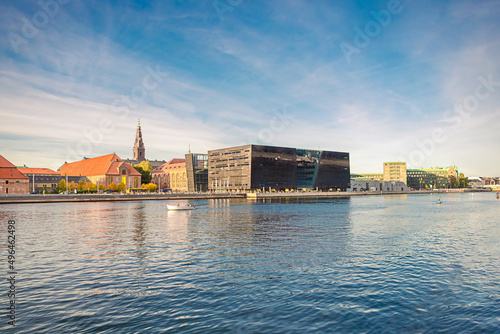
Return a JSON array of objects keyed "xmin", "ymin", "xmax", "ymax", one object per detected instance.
[
  {"xmin": 152, "ymin": 159, "xmax": 187, "ymax": 192},
  {"xmin": 422, "ymin": 166, "xmax": 459, "ymax": 179},
  {"xmin": 383, "ymin": 162, "xmax": 407, "ymax": 184}
]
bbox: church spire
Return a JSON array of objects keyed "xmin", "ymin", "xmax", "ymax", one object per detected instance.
[{"xmin": 133, "ymin": 119, "xmax": 146, "ymax": 162}]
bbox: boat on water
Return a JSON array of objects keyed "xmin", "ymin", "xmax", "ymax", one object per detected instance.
[{"xmin": 167, "ymin": 204, "xmax": 195, "ymax": 211}]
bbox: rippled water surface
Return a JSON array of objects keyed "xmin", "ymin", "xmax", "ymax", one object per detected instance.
[{"xmin": 1, "ymin": 193, "xmax": 499, "ymax": 333}]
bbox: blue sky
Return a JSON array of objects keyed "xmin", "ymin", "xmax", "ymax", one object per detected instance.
[{"xmin": 1, "ymin": 0, "xmax": 499, "ymax": 176}]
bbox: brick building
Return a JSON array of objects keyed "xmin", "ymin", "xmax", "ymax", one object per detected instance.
[
  {"xmin": 58, "ymin": 153, "xmax": 141, "ymax": 190},
  {"xmin": 0, "ymin": 155, "xmax": 29, "ymax": 195},
  {"xmin": 152, "ymin": 159, "xmax": 187, "ymax": 192}
]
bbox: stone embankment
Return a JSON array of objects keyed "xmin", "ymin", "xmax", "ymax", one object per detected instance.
[
  {"xmin": 0, "ymin": 193, "xmax": 245, "ymax": 204},
  {"xmin": 0, "ymin": 188, "xmax": 491, "ymax": 204}
]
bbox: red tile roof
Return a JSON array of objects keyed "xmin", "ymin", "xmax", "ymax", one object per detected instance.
[
  {"xmin": 18, "ymin": 167, "xmax": 59, "ymax": 175},
  {"xmin": 0, "ymin": 155, "xmax": 29, "ymax": 179},
  {"xmin": 154, "ymin": 158, "xmax": 186, "ymax": 172},
  {"xmin": 58, "ymin": 153, "xmax": 141, "ymax": 177},
  {"xmin": 0, "ymin": 155, "xmax": 16, "ymax": 168}
]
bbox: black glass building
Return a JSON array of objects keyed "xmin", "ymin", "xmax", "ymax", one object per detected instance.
[{"xmin": 208, "ymin": 145, "xmax": 350, "ymax": 191}]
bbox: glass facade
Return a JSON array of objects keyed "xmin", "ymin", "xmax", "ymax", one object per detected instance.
[
  {"xmin": 208, "ymin": 145, "xmax": 350, "ymax": 191},
  {"xmin": 185, "ymin": 153, "xmax": 209, "ymax": 192},
  {"xmin": 407, "ymin": 169, "xmax": 450, "ymax": 190},
  {"xmin": 314, "ymin": 151, "xmax": 350, "ymax": 189},
  {"xmin": 251, "ymin": 145, "xmax": 297, "ymax": 190}
]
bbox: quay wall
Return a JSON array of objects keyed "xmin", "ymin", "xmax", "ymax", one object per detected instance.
[{"xmin": 0, "ymin": 188, "xmax": 492, "ymax": 204}]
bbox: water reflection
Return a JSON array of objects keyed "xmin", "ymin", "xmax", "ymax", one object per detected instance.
[{"xmin": 1, "ymin": 193, "xmax": 498, "ymax": 333}]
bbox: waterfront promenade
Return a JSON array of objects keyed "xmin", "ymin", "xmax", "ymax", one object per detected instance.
[{"xmin": 0, "ymin": 189, "xmax": 491, "ymax": 204}]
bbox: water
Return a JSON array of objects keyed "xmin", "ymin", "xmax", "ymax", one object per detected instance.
[{"xmin": 0, "ymin": 193, "xmax": 499, "ymax": 333}]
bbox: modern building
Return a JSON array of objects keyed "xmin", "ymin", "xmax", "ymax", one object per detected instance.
[
  {"xmin": 0, "ymin": 155, "xmax": 29, "ymax": 195},
  {"xmin": 423, "ymin": 166, "xmax": 459, "ymax": 179},
  {"xmin": 208, "ymin": 144, "xmax": 350, "ymax": 191},
  {"xmin": 407, "ymin": 169, "xmax": 449, "ymax": 190},
  {"xmin": 151, "ymin": 158, "xmax": 187, "ymax": 192},
  {"xmin": 123, "ymin": 119, "xmax": 166, "ymax": 169},
  {"xmin": 406, "ymin": 166, "xmax": 460, "ymax": 190},
  {"xmin": 383, "ymin": 162, "xmax": 407, "ymax": 184},
  {"xmin": 17, "ymin": 167, "xmax": 76, "ymax": 193},
  {"xmin": 185, "ymin": 153, "xmax": 208, "ymax": 192},
  {"xmin": 58, "ymin": 153, "xmax": 142, "ymax": 190}
]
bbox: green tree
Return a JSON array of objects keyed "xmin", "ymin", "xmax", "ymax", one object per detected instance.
[
  {"xmin": 137, "ymin": 160, "xmax": 152, "ymax": 172},
  {"xmin": 459, "ymin": 177, "xmax": 469, "ymax": 188},
  {"xmin": 117, "ymin": 183, "xmax": 126, "ymax": 192},
  {"xmin": 449, "ymin": 176, "xmax": 458, "ymax": 188},
  {"xmin": 57, "ymin": 179, "xmax": 66, "ymax": 192},
  {"xmin": 88, "ymin": 182, "xmax": 97, "ymax": 192},
  {"xmin": 133, "ymin": 165, "xmax": 152, "ymax": 184}
]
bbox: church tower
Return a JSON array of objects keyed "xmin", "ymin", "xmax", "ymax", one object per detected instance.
[{"xmin": 133, "ymin": 119, "xmax": 146, "ymax": 162}]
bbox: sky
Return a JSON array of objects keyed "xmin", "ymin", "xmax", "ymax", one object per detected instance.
[{"xmin": 0, "ymin": 0, "xmax": 499, "ymax": 176}]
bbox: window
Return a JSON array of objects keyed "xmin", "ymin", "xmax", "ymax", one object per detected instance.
[{"xmin": 5, "ymin": 180, "xmax": 8, "ymax": 184}]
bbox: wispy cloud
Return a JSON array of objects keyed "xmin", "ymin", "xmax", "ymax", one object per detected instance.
[{"xmin": 0, "ymin": 0, "xmax": 499, "ymax": 176}]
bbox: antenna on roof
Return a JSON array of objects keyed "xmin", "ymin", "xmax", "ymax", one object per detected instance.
[{"xmin": 138, "ymin": 118, "xmax": 141, "ymax": 129}]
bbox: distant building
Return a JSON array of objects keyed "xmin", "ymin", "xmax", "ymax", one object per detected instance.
[
  {"xmin": 0, "ymin": 155, "xmax": 29, "ymax": 195},
  {"xmin": 185, "ymin": 153, "xmax": 208, "ymax": 192},
  {"xmin": 407, "ymin": 169, "xmax": 449, "ymax": 190},
  {"xmin": 349, "ymin": 180, "xmax": 409, "ymax": 192},
  {"xmin": 208, "ymin": 144, "xmax": 350, "ymax": 191},
  {"xmin": 18, "ymin": 167, "xmax": 79, "ymax": 193},
  {"xmin": 383, "ymin": 162, "xmax": 407, "ymax": 184},
  {"xmin": 123, "ymin": 119, "xmax": 166, "ymax": 169},
  {"xmin": 481, "ymin": 177, "xmax": 500, "ymax": 186},
  {"xmin": 151, "ymin": 159, "xmax": 187, "ymax": 192},
  {"xmin": 58, "ymin": 153, "xmax": 142, "ymax": 190},
  {"xmin": 467, "ymin": 177, "xmax": 484, "ymax": 188},
  {"xmin": 407, "ymin": 166, "xmax": 459, "ymax": 190},
  {"xmin": 351, "ymin": 173, "xmax": 384, "ymax": 181},
  {"xmin": 423, "ymin": 166, "xmax": 459, "ymax": 179}
]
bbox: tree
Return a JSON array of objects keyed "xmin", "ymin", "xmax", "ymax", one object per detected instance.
[
  {"xmin": 448, "ymin": 176, "xmax": 459, "ymax": 188},
  {"xmin": 140, "ymin": 183, "xmax": 158, "ymax": 192},
  {"xmin": 459, "ymin": 177, "xmax": 469, "ymax": 188},
  {"xmin": 117, "ymin": 183, "xmax": 126, "ymax": 192},
  {"xmin": 137, "ymin": 160, "xmax": 152, "ymax": 172},
  {"xmin": 147, "ymin": 183, "xmax": 157, "ymax": 192},
  {"xmin": 57, "ymin": 179, "xmax": 66, "ymax": 192},
  {"xmin": 133, "ymin": 165, "xmax": 151, "ymax": 184},
  {"xmin": 88, "ymin": 182, "xmax": 97, "ymax": 192},
  {"xmin": 108, "ymin": 182, "xmax": 118, "ymax": 192}
]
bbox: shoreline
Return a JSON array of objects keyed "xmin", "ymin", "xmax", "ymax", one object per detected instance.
[{"xmin": 0, "ymin": 188, "xmax": 492, "ymax": 204}]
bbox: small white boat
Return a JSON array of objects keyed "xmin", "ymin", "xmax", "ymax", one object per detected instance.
[{"xmin": 167, "ymin": 204, "xmax": 195, "ymax": 211}]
